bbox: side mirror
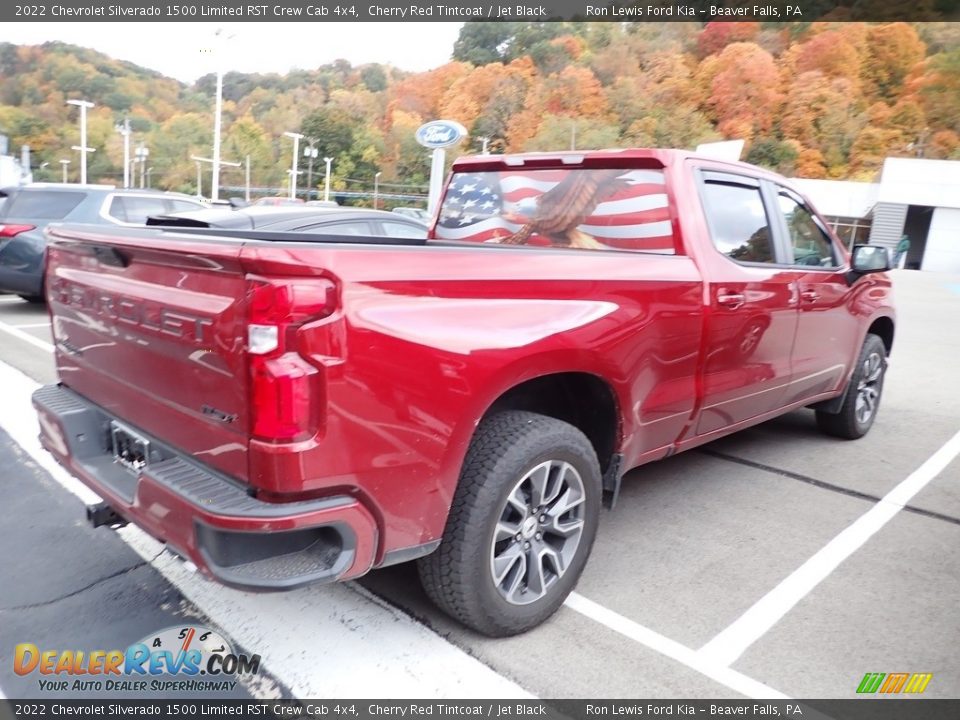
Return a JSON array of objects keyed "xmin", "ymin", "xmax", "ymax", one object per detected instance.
[{"xmin": 850, "ymin": 245, "xmax": 891, "ymax": 275}]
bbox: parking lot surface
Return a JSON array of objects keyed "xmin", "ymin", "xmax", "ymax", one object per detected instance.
[{"xmin": 0, "ymin": 269, "xmax": 957, "ymax": 700}]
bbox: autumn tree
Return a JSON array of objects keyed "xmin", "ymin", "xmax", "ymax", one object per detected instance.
[
  {"xmin": 697, "ymin": 22, "xmax": 760, "ymax": 59},
  {"xmin": 508, "ymin": 66, "xmax": 610, "ymax": 151},
  {"xmin": 780, "ymin": 71, "xmax": 862, "ymax": 171},
  {"xmin": 706, "ymin": 43, "xmax": 783, "ymax": 140},
  {"xmin": 438, "ymin": 58, "xmax": 535, "ymax": 153},
  {"xmin": 862, "ymin": 23, "xmax": 926, "ymax": 102},
  {"xmin": 915, "ymin": 48, "xmax": 960, "ymax": 133},
  {"xmin": 525, "ymin": 115, "xmax": 619, "ymax": 152}
]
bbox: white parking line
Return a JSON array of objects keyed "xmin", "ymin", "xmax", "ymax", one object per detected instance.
[
  {"xmin": 0, "ymin": 319, "xmax": 55, "ymax": 353},
  {"xmin": 0, "ymin": 295, "xmax": 23, "ymax": 303},
  {"xmin": 11, "ymin": 322, "xmax": 52, "ymax": 329},
  {"xmin": 699, "ymin": 428, "xmax": 960, "ymax": 667},
  {"xmin": 564, "ymin": 593, "xmax": 789, "ymax": 699},
  {"xmin": 0, "ymin": 359, "xmax": 529, "ymax": 698}
]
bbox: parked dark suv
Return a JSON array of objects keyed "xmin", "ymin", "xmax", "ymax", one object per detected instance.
[{"xmin": 0, "ymin": 184, "xmax": 204, "ymax": 301}]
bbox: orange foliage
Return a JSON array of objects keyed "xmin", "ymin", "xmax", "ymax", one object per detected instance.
[
  {"xmin": 708, "ymin": 43, "xmax": 783, "ymax": 140},
  {"xmin": 697, "ymin": 22, "xmax": 760, "ymax": 59},
  {"xmin": 792, "ymin": 32, "xmax": 862, "ymax": 87},
  {"xmin": 796, "ymin": 148, "xmax": 828, "ymax": 179},
  {"xmin": 388, "ymin": 62, "xmax": 471, "ymax": 121},
  {"xmin": 863, "ymin": 23, "xmax": 926, "ymax": 101},
  {"xmin": 550, "ymin": 35, "xmax": 585, "ymax": 62},
  {"xmin": 438, "ymin": 58, "xmax": 536, "ymax": 131},
  {"xmin": 928, "ymin": 130, "xmax": 960, "ymax": 159}
]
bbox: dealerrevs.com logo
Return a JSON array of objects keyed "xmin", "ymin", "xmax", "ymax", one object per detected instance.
[{"xmin": 14, "ymin": 625, "xmax": 260, "ymax": 693}]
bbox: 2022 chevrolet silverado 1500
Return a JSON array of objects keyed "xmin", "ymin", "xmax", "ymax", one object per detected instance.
[{"xmin": 33, "ymin": 149, "xmax": 894, "ymax": 636}]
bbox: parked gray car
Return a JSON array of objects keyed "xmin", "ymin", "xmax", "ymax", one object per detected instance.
[
  {"xmin": 0, "ymin": 184, "xmax": 204, "ymax": 301},
  {"xmin": 147, "ymin": 205, "xmax": 429, "ymax": 237}
]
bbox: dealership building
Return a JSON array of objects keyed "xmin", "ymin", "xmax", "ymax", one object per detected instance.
[{"xmin": 794, "ymin": 157, "xmax": 960, "ymax": 273}]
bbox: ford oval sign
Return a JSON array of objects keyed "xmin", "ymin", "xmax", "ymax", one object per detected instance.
[{"xmin": 416, "ymin": 120, "xmax": 466, "ymax": 149}]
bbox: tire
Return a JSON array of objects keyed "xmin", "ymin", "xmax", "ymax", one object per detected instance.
[
  {"xmin": 418, "ymin": 410, "xmax": 602, "ymax": 637},
  {"xmin": 815, "ymin": 333, "xmax": 887, "ymax": 439},
  {"xmin": 18, "ymin": 294, "xmax": 45, "ymax": 304}
]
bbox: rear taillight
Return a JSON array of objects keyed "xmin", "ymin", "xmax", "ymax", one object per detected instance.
[
  {"xmin": 246, "ymin": 276, "xmax": 337, "ymax": 443},
  {"xmin": 0, "ymin": 224, "xmax": 36, "ymax": 238}
]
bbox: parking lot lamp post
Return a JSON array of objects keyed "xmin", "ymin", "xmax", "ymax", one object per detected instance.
[
  {"xmin": 303, "ymin": 140, "xmax": 318, "ymax": 199},
  {"xmin": 323, "ymin": 157, "xmax": 333, "ymax": 203},
  {"xmin": 115, "ymin": 118, "xmax": 131, "ymax": 188},
  {"xmin": 374, "ymin": 171, "xmax": 382, "ymax": 209},
  {"xmin": 284, "ymin": 132, "xmax": 304, "ymax": 200},
  {"xmin": 59, "ymin": 159, "xmax": 70, "ymax": 183},
  {"xmin": 66, "ymin": 99, "xmax": 95, "ymax": 184},
  {"xmin": 209, "ymin": 29, "xmax": 234, "ymax": 202},
  {"xmin": 135, "ymin": 144, "xmax": 149, "ymax": 189}
]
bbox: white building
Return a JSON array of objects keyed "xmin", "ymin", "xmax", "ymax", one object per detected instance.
[{"xmin": 794, "ymin": 157, "xmax": 960, "ymax": 273}]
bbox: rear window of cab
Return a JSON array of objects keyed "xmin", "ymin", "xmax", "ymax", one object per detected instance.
[{"xmin": 433, "ymin": 168, "xmax": 675, "ymax": 254}]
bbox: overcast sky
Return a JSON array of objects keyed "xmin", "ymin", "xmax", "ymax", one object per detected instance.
[{"xmin": 4, "ymin": 23, "xmax": 464, "ymax": 82}]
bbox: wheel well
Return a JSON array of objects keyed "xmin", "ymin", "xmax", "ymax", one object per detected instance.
[
  {"xmin": 868, "ymin": 316, "xmax": 894, "ymax": 355},
  {"xmin": 485, "ymin": 373, "xmax": 619, "ymax": 474}
]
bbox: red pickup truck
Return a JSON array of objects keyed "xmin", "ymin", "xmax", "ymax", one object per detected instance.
[{"xmin": 33, "ymin": 149, "xmax": 894, "ymax": 636}]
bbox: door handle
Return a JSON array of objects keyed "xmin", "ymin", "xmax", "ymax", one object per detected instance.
[
  {"xmin": 717, "ymin": 292, "xmax": 745, "ymax": 310},
  {"xmin": 800, "ymin": 289, "xmax": 819, "ymax": 303}
]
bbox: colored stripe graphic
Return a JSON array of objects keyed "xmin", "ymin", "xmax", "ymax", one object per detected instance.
[
  {"xmin": 857, "ymin": 673, "xmax": 885, "ymax": 693},
  {"xmin": 857, "ymin": 672, "xmax": 932, "ymax": 694},
  {"xmin": 879, "ymin": 673, "xmax": 909, "ymax": 693},
  {"xmin": 904, "ymin": 673, "xmax": 933, "ymax": 693}
]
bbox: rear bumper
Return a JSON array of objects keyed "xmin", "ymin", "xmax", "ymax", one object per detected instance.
[{"xmin": 32, "ymin": 384, "xmax": 378, "ymax": 590}]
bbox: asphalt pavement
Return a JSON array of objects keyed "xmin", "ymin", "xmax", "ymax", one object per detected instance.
[{"xmin": 0, "ymin": 269, "xmax": 957, "ymax": 701}]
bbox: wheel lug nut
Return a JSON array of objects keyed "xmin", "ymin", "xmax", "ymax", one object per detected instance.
[
  {"xmin": 535, "ymin": 533, "xmax": 541, "ymax": 540},
  {"xmin": 515, "ymin": 534, "xmax": 522, "ymax": 542},
  {"xmin": 539, "ymin": 515, "xmax": 546, "ymax": 523},
  {"xmin": 524, "ymin": 541, "xmax": 531, "ymax": 549}
]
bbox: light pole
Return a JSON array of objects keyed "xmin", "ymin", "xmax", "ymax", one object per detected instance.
[
  {"xmin": 192, "ymin": 155, "xmax": 240, "ymax": 200},
  {"xmin": 66, "ymin": 99, "xmax": 95, "ymax": 184},
  {"xmin": 303, "ymin": 140, "xmax": 318, "ymax": 199},
  {"xmin": 373, "ymin": 171, "xmax": 382, "ymax": 209},
  {"xmin": 195, "ymin": 160, "xmax": 203, "ymax": 199},
  {"xmin": 135, "ymin": 144, "xmax": 149, "ymax": 189},
  {"xmin": 323, "ymin": 157, "xmax": 333, "ymax": 203},
  {"xmin": 60, "ymin": 159, "xmax": 70, "ymax": 183},
  {"xmin": 115, "ymin": 117, "xmax": 131, "ymax": 188},
  {"xmin": 284, "ymin": 132, "xmax": 304, "ymax": 200},
  {"xmin": 146, "ymin": 167, "xmax": 154, "ymax": 189},
  {"xmin": 210, "ymin": 29, "xmax": 234, "ymax": 202}
]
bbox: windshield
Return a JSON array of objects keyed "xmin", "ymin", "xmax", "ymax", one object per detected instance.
[{"xmin": 434, "ymin": 168, "xmax": 674, "ymax": 254}]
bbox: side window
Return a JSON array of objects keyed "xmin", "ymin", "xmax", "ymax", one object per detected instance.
[
  {"xmin": 167, "ymin": 199, "xmax": 205, "ymax": 213},
  {"xmin": 701, "ymin": 179, "xmax": 776, "ymax": 264},
  {"xmin": 379, "ymin": 221, "xmax": 427, "ymax": 239},
  {"xmin": 777, "ymin": 192, "xmax": 838, "ymax": 268},
  {"xmin": 294, "ymin": 221, "xmax": 371, "ymax": 235},
  {"xmin": 108, "ymin": 196, "xmax": 169, "ymax": 224}
]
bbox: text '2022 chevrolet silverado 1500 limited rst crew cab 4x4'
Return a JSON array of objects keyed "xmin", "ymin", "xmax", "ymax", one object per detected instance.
[{"xmin": 33, "ymin": 149, "xmax": 894, "ymax": 636}]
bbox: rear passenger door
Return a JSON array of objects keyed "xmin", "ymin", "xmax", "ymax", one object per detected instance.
[
  {"xmin": 773, "ymin": 187, "xmax": 857, "ymax": 404},
  {"xmin": 693, "ymin": 171, "xmax": 799, "ymax": 436}
]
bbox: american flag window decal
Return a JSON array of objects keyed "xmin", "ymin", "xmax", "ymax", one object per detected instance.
[{"xmin": 434, "ymin": 168, "xmax": 675, "ymax": 254}]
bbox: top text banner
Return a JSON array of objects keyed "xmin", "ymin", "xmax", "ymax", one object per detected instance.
[{"xmin": 5, "ymin": 0, "xmax": 960, "ymax": 23}]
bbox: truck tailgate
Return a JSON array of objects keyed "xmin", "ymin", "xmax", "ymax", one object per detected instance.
[{"xmin": 45, "ymin": 226, "xmax": 252, "ymax": 482}]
